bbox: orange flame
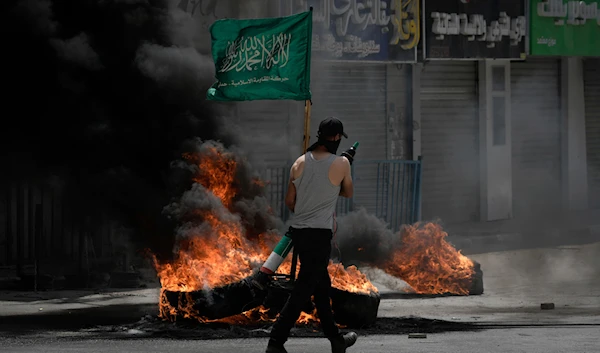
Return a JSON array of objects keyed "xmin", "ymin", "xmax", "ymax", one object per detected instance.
[
  {"xmin": 296, "ymin": 309, "xmax": 319, "ymax": 325},
  {"xmin": 182, "ymin": 148, "xmax": 237, "ymax": 207},
  {"xmin": 215, "ymin": 305, "xmax": 273, "ymax": 326},
  {"xmin": 383, "ymin": 223, "xmax": 475, "ymax": 295},
  {"xmin": 329, "ymin": 262, "xmax": 378, "ymax": 294}
]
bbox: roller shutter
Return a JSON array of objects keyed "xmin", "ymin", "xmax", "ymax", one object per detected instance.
[
  {"xmin": 420, "ymin": 61, "xmax": 479, "ymax": 224},
  {"xmin": 511, "ymin": 58, "xmax": 562, "ymax": 217},
  {"xmin": 584, "ymin": 59, "xmax": 600, "ymax": 209}
]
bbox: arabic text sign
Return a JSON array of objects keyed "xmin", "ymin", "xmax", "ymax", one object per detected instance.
[
  {"xmin": 424, "ymin": 0, "xmax": 526, "ymax": 59},
  {"xmin": 207, "ymin": 11, "xmax": 312, "ymax": 102},
  {"xmin": 307, "ymin": 0, "xmax": 419, "ymax": 62},
  {"xmin": 530, "ymin": 0, "xmax": 600, "ymax": 56},
  {"xmin": 219, "ymin": 33, "xmax": 293, "ymax": 73}
]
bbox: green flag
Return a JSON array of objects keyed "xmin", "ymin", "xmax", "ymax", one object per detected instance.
[{"xmin": 206, "ymin": 10, "xmax": 312, "ymax": 102}]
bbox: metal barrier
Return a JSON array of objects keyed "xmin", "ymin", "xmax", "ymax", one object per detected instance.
[
  {"xmin": 262, "ymin": 158, "xmax": 422, "ymax": 232},
  {"xmin": 261, "ymin": 166, "xmax": 291, "ymax": 221}
]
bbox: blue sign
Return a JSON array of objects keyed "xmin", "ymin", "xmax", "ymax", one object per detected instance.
[{"xmin": 306, "ymin": 0, "xmax": 419, "ymax": 62}]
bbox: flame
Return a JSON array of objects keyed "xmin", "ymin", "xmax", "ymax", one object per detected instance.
[
  {"xmin": 154, "ymin": 214, "xmax": 274, "ymax": 291},
  {"xmin": 204, "ymin": 303, "xmax": 321, "ymax": 327},
  {"xmin": 216, "ymin": 305, "xmax": 273, "ymax": 325},
  {"xmin": 329, "ymin": 262, "xmax": 378, "ymax": 294},
  {"xmin": 154, "ymin": 144, "xmax": 476, "ymax": 327},
  {"xmin": 182, "ymin": 149, "xmax": 237, "ymax": 207},
  {"xmin": 297, "ymin": 307, "xmax": 319, "ymax": 326},
  {"xmin": 153, "ymin": 145, "xmax": 377, "ymax": 325},
  {"xmin": 383, "ymin": 222, "xmax": 475, "ymax": 295}
]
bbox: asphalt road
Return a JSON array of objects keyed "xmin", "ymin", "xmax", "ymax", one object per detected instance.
[
  {"xmin": 1, "ymin": 328, "xmax": 599, "ymax": 353},
  {"xmin": 0, "ymin": 242, "xmax": 598, "ymax": 353}
]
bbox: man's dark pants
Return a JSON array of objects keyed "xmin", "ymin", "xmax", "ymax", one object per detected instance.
[{"xmin": 269, "ymin": 227, "xmax": 339, "ymax": 343}]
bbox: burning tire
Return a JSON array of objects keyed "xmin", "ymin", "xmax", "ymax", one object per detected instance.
[
  {"xmin": 161, "ymin": 276, "xmax": 380, "ymax": 328},
  {"xmin": 264, "ymin": 280, "xmax": 381, "ymax": 329},
  {"xmin": 162, "ymin": 278, "xmax": 265, "ymax": 321},
  {"xmin": 331, "ymin": 287, "xmax": 380, "ymax": 328}
]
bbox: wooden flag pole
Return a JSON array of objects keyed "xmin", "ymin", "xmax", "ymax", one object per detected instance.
[
  {"xmin": 302, "ymin": 99, "xmax": 312, "ymax": 153},
  {"xmin": 290, "ymin": 99, "xmax": 311, "ymax": 284}
]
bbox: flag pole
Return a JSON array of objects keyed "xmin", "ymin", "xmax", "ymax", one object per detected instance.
[
  {"xmin": 302, "ymin": 8, "xmax": 314, "ymax": 154},
  {"xmin": 302, "ymin": 99, "xmax": 312, "ymax": 153}
]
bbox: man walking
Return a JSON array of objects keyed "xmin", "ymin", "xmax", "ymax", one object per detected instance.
[{"xmin": 266, "ymin": 117, "xmax": 358, "ymax": 353}]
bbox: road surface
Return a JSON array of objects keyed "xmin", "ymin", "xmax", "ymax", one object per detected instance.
[{"xmin": 0, "ymin": 242, "xmax": 598, "ymax": 352}]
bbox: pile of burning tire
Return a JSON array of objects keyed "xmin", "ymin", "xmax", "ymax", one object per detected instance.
[
  {"xmin": 160, "ymin": 260, "xmax": 483, "ymax": 328},
  {"xmin": 161, "ymin": 273, "xmax": 381, "ymax": 328},
  {"xmin": 155, "ymin": 146, "xmax": 484, "ymax": 328}
]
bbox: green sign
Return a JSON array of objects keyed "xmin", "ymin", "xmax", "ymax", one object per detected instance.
[
  {"xmin": 530, "ymin": 0, "xmax": 600, "ymax": 56},
  {"xmin": 206, "ymin": 11, "xmax": 313, "ymax": 102}
]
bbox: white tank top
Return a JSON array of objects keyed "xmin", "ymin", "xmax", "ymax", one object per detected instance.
[{"xmin": 290, "ymin": 152, "xmax": 340, "ymax": 230}]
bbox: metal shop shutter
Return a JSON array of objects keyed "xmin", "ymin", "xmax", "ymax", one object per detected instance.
[
  {"xmin": 310, "ymin": 62, "xmax": 388, "ymax": 214},
  {"xmin": 511, "ymin": 58, "xmax": 562, "ymax": 217},
  {"xmin": 584, "ymin": 59, "xmax": 600, "ymax": 209},
  {"xmin": 420, "ymin": 61, "xmax": 479, "ymax": 224}
]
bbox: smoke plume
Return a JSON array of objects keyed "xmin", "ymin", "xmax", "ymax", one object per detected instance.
[
  {"xmin": 164, "ymin": 140, "xmax": 284, "ymax": 240},
  {"xmin": 1, "ymin": 0, "xmax": 233, "ymax": 260},
  {"xmin": 333, "ymin": 208, "xmax": 395, "ymax": 266}
]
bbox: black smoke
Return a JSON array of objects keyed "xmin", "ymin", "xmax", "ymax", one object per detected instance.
[
  {"xmin": 165, "ymin": 140, "xmax": 283, "ymax": 242},
  {"xmin": 1, "ymin": 0, "xmax": 233, "ymax": 260},
  {"xmin": 333, "ymin": 208, "xmax": 396, "ymax": 266}
]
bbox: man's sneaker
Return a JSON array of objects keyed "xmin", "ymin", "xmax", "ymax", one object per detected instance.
[{"xmin": 330, "ymin": 332, "xmax": 358, "ymax": 353}]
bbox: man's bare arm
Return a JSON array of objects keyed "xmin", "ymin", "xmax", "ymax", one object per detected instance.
[
  {"xmin": 339, "ymin": 158, "xmax": 353, "ymax": 198},
  {"xmin": 285, "ymin": 177, "xmax": 296, "ymax": 212},
  {"xmin": 285, "ymin": 162, "xmax": 298, "ymax": 212}
]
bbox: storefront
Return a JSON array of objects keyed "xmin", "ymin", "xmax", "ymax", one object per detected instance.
[{"xmin": 420, "ymin": 0, "xmax": 526, "ymax": 223}]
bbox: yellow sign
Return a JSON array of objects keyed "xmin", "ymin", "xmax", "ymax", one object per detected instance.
[{"xmin": 390, "ymin": 0, "xmax": 421, "ymax": 50}]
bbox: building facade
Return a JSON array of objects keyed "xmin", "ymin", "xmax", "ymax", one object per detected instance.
[
  {"xmin": 2, "ymin": 0, "xmax": 599, "ymax": 277},
  {"xmin": 189, "ymin": 0, "xmax": 598, "ymax": 229}
]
